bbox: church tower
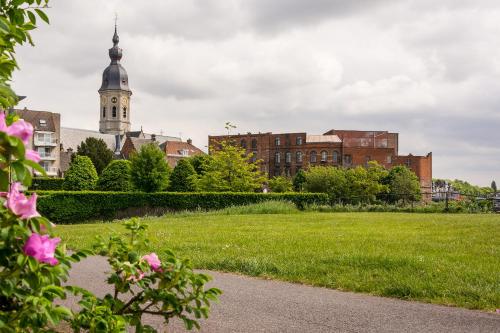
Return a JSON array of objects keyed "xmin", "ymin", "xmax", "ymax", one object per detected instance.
[{"xmin": 99, "ymin": 23, "xmax": 132, "ymax": 135}]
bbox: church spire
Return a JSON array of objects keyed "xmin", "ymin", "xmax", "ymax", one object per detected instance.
[
  {"xmin": 108, "ymin": 16, "xmax": 122, "ymax": 64},
  {"xmin": 112, "ymin": 14, "xmax": 119, "ymax": 46}
]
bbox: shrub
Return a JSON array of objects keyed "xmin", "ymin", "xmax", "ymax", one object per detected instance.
[
  {"xmin": 130, "ymin": 143, "xmax": 171, "ymax": 192},
  {"xmin": 30, "ymin": 177, "xmax": 64, "ymax": 190},
  {"xmin": 292, "ymin": 169, "xmax": 306, "ymax": 192},
  {"xmin": 98, "ymin": 160, "xmax": 133, "ymax": 191},
  {"xmin": 76, "ymin": 137, "xmax": 114, "ymax": 174},
  {"xmin": 63, "ymin": 155, "xmax": 98, "ymax": 191},
  {"xmin": 169, "ymin": 159, "xmax": 198, "ymax": 192},
  {"xmin": 35, "ymin": 192, "xmax": 329, "ymax": 223},
  {"xmin": 268, "ymin": 176, "xmax": 293, "ymax": 193}
]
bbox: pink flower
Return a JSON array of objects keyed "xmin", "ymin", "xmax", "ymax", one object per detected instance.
[
  {"xmin": 127, "ymin": 270, "xmax": 145, "ymax": 282},
  {"xmin": 142, "ymin": 253, "xmax": 162, "ymax": 272},
  {"xmin": 5, "ymin": 182, "xmax": 40, "ymax": 219},
  {"xmin": 25, "ymin": 149, "xmax": 41, "ymax": 162},
  {"xmin": 23, "ymin": 233, "xmax": 60, "ymax": 266},
  {"xmin": 0, "ymin": 112, "xmax": 33, "ymax": 145}
]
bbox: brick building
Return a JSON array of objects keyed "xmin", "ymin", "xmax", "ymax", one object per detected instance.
[{"xmin": 209, "ymin": 129, "xmax": 432, "ymax": 197}]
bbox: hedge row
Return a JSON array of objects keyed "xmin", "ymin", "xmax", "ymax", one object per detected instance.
[
  {"xmin": 35, "ymin": 191, "xmax": 329, "ymax": 224},
  {"xmin": 29, "ymin": 178, "xmax": 65, "ymax": 191}
]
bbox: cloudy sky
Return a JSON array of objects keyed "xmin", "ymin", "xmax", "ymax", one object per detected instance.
[{"xmin": 12, "ymin": 0, "xmax": 500, "ymax": 186}]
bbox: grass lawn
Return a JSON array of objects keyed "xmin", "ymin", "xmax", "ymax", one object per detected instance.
[{"xmin": 56, "ymin": 212, "xmax": 500, "ymax": 311}]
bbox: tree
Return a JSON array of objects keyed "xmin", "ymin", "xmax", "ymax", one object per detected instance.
[
  {"xmin": 303, "ymin": 166, "xmax": 347, "ymax": 203},
  {"xmin": 63, "ymin": 155, "xmax": 98, "ymax": 190},
  {"xmin": 188, "ymin": 154, "xmax": 211, "ymax": 175},
  {"xmin": 76, "ymin": 137, "xmax": 114, "ymax": 174},
  {"xmin": 491, "ymin": 180, "xmax": 497, "ymax": 194},
  {"xmin": 169, "ymin": 159, "xmax": 198, "ymax": 192},
  {"xmin": 292, "ymin": 169, "xmax": 306, "ymax": 192},
  {"xmin": 268, "ymin": 176, "xmax": 293, "ymax": 193},
  {"xmin": 98, "ymin": 160, "xmax": 133, "ymax": 191},
  {"xmin": 130, "ymin": 143, "xmax": 171, "ymax": 192},
  {"xmin": 197, "ymin": 140, "xmax": 266, "ymax": 192},
  {"xmin": 385, "ymin": 165, "xmax": 421, "ymax": 204}
]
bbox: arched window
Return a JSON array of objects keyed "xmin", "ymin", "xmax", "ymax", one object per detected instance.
[
  {"xmin": 310, "ymin": 151, "xmax": 317, "ymax": 163},
  {"xmin": 296, "ymin": 151, "xmax": 303, "ymax": 163},
  {"xmin": 333, "ymin": 151, "xmax": 339, "ymax": 164},
  {"xmin": 296, "ymin": 136, "xmax": 303, "ymax": 145},
  {"xmin": 241, "ymin": 139, "xmax": 247, "ymax": 149},
  {"xmin": 251, "ymin": 139, "xmax": 257, "ymax": 149},
  {"xmin": 112, "ymin": 106, "xmax": 117, "ymax": 118},
  {"xmin": 321, "ymin": 151, "xmax": 327, "ymax": 162},
  {"xmin": 122, "ymin": 107, "xmax": 127, "ymax": 118},
  {"xmin": 275, "ymin": 137, "xmax": 281, "ymax": 146},
  {"xmin": 102, "ymin": 107, "xmax": 106, "ymax": 118},
  {"xmin": 285, "ymin": 152, "xmax": 291, "ymax": 163},
  {"xmin": 275, "ymin": 152, "xmax": 281, "ymax": 164}
]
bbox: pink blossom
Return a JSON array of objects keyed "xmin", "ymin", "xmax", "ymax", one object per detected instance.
[
  {"xmin": 5, "ymin": 182, "xmax": 40, "ymax": 219},
  {"xmin": 0, "ymin": 112, "xmax": 33, "ymax": 145},
  {"xmin": 23, "ymin": 233, "xmax": 60, "ymax": 266},
  {"xmin": 25, "ymin": 149, "xmax": 41, "ymax": 162},
  {"xmin": 7, "ymin": 119, "xmax": 33, "ymax": 145},
  {"xmin": 127, "ymin": 270, "xmax": 145, "ymax": 282},
  {"xmin": 142, "ymin": 253, "xmax": 162, "ymax": 272}
]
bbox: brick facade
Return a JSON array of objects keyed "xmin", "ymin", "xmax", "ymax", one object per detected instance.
[{"xmin": 209, "ymin": 129, "xmax": 432, "ymax": 199}]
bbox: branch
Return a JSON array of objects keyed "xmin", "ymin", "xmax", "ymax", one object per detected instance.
[{"xmin": 118, "ymin": 291, "xmax": 144, "ymax": 314}]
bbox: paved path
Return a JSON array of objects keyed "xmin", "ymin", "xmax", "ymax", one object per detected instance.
[{"xmin": 61, "ymin": 256, "xmax": 500, "ymax": 332}]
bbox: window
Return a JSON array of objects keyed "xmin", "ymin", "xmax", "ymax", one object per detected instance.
[
  {"xmin": 180, "ymin": 149, "xmax": 189, "ymax": 157},
  {"xmin": 39, "ymin": 119, "xmax": 47, "ymax": 126},
  {"xmin": 251, "ymin": 139, "xmax": 257, "ymax": 149},
  {"xmin": 275, "ymin": 137, "xmax": 281, "ymax": 146},
  {"xmin": 35, "ymin": 133, "xmax": 55, "ymax": 145},
  {"xmin": 310, "ymin": 151, "xmax": 317, "ymax": 163},
  {"xmin": 275, "ymin": 152, "xmax": 281, "ymax": 164},
  {"xmin": 406, "ymin": 158, "xmax": 412, "ymax": 167},
  {"xmin": 123, "ymin": 107, "xmax": 127, "ymax": 118},
  {"xmin": 241, "ymin": 139, "xmax": 247, "ymax": 149},
  {"xmin": 285, "ymin": 152, "xmax": 291, "ymax": 163},
  {"xmin": 112, "ymin": 106, "xmax": 117, "ymax": 118},
  {"xmin": 365, "ymin": 156, "xmax": 371, "ymax": 166},
  {"xmin": 333, "ymin": 151, "xmax": 339, "ymax": 164},
  {"xmin": 37, "ymin": 147, "xmax": 51, "ymax": 158},
  {"xmin": 321, "ymin": 151, "xmax": 327, "ymax": 162},
  {"xmin": 386, "ymin": 155, "xmax": 392, "ymax": 164},
  {"xmin": 344, "ymin": 154, "xmax": 352, "ymax": 165},
  {"xmin": 102, "ymin": 107, "xmax": 106, "ymax": 118},
  {"xmin": 296, "ymin": 136, "xmax": 303, "ymax": 145},
  {"xmin": 296, "ymin": 151, "xmax": 303, "ymax": 163}
]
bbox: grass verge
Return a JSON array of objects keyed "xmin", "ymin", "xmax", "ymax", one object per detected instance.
[{"xmin": 56, "ymin": 212, "xmax": 500, "ymax": 311}]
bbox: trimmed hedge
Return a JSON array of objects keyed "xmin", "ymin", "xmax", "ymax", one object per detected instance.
[
  {"xmin": 29, "ymin": 178, "xmax": 65, "ymax": 191},
  {"xmin": 35, "ymin": 191, "xmax": 329, "ymax": 224}
]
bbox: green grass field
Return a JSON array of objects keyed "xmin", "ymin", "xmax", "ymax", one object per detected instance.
[{"xmin": 56, "ymin": 211, "xmax": 500, "ymax": 311}]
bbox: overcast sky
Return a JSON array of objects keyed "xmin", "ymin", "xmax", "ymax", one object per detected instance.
[{"xmin": 12, "ymin": 0, "xmax": 500, "ymax": 186}]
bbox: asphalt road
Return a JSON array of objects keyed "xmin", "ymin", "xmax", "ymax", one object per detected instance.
[{"xmin": 60, "ymin": 256, "xmax": 500, "ymax": 333}]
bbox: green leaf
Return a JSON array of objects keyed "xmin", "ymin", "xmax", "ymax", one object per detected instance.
[
  {"xmin": 34, "ymin": 9, "xmax": 49, "ymax": 24},
  {"xmin": 27, "ymin": 11, "xmax": 36, "ymax": 25}
]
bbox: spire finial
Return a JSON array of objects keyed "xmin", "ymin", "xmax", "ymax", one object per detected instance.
[{"xmin": 112, "ymin": 13, "xmax": 119, "ymax": 46}]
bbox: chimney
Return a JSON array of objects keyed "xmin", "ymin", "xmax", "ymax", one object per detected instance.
[
  {"xmin": 151, "ymin": 134, "xmax": 156, "ymax": 142},
  {"xmin": 187, "ymin": 138, "xmax": 192, "ymax": 145}
]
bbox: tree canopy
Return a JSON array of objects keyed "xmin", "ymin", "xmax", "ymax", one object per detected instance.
[
  {"xmin": 98, "ymin": 160, "xmax": 133, "ymax": 191},
  {"xmin": 169, "ymin": 159, "xmax": 198, "ymax": 192},
  {"xmin": 130, "ymin": 143, "xmax": 171, "ymax": 192},
  {"xmin": 63, "ymin": 155, "xmax": 98, "ymax": 190},
  {"xmin": 76, "ymin": 137, "xmax": 114, "ymax": 174}
]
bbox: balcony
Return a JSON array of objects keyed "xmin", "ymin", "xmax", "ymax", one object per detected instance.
[
  {"xmin": 34, "ymin": 138, "xmax": 57, "ymax": 147},
  {"xmin": 38, "ymin": 152, "xmax": 57, "ymax": 161}
]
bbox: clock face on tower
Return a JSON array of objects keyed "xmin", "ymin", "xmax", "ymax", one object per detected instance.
[
  {"xmin": 121, "ymin": 97, "xmax": 128, "ymax": 106},
  {"xmin": 111, "ymin": 97, "xmax": 118, "ymax": 103}
]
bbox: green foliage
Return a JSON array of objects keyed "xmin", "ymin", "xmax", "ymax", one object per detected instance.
[
  {"xmin": 198, "ymin": 140, "xmax": 266, "ymax": 192},
  {"xmin": 434, "ymin": 178, "xmax": 492, "ymax": 197},
  {"xmin": 35, "ymin": 192, "xmax": 329, "ymax": 223},
  {"xmin": 268, "ymin": 176, "xmax": 293, "ymax": 193},
  {"xmin": 169, "ymin": 159, "xmax": 198, "ymax": 192},
  {"xmin": 63, "ymin": 155, "xmax": 98, "ymax": 191},
  {"xmin": 29, "ymin": 177, "xmax": 64, "ymax": 190},
  {"xmin": 491, "ymin": 180, "xmax": 497, "ymax": 193},
  {"xmin": 130, "ymin": 143, "xmax": 171, "ymax": 192},
  {"xmin": 76, "ymin": 137, "xmax": 114, "ymax": 175},
  {"xmin": 0, "ymin": 0, "xmax": 50, "ymax": 109},
  {"xmin": 385, "ymin": 165, "xmax": 421, "ymax": 204},
  {"xmin": 304, "ymin": 166, "xmax": 347, "ymax": 202},
  {"xmin": 187, "ymin": 154, "xmax": 211, "ymax": 175},
  {"xmin": 98, "ymin": 160, "xmax": 133, "ymax": 191},
  {"xmin": 70, "ymin": 219, "xmax": 221, "ymax": 331},
  {"xmin": 292, "ymin": 169, "xmax": 306, "ymax": 192}
]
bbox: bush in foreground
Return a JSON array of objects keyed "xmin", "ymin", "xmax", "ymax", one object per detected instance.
[
  {"xmin": 30, "ymin": 177, "xmax": 64, "ymax": 190},
  {"xmin": 63, "ymin": 155, "xmax": 98, "ymax": 191}
]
